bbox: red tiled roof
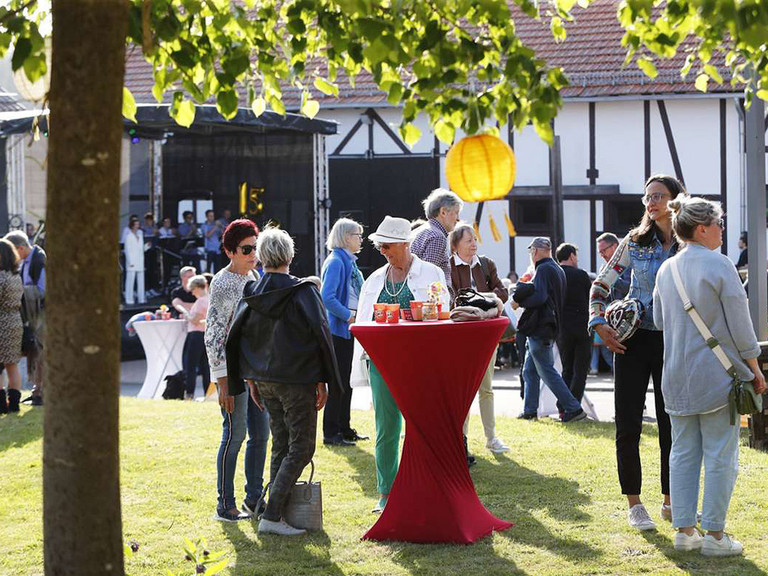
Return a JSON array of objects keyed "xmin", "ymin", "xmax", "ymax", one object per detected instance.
[{"xmin": 124, "ymin": 0, "xmax": 737, "ymax": 109}]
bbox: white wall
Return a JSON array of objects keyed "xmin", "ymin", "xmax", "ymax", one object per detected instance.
[{"xmin": 594, "ymin": 101, "xmax": 645, "ymax": 196}]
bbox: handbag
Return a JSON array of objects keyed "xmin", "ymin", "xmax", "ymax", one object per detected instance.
[
  {"xmin": 255, "ymin": 460, "xmax": 323, "ymax": 530},
  {"xmin": 454, "ymin": 288, "xmax": 497, "ymax": 311},
  {"xmin": 669, "ymin": 259, "xmax": 763, "ymax": 425}
]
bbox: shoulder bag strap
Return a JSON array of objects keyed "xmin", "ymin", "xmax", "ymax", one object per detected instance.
[{"xmin": 669, "ymin": 258, "xmax": 737, "ymax": 378}]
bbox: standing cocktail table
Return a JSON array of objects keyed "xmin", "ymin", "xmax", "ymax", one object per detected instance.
[{"xmin": 351, "ymin": 317, "xmax": 512, "ymax": 543}]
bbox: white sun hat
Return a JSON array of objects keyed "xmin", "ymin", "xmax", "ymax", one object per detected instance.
[{"xmin": 368, "ymin": 216, "xmax": 412, "ymax": 244}]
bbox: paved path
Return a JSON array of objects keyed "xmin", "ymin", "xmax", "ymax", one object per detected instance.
[{"xmin": 120, "ymin": 360, "xmax": 661, "ymax": 423}]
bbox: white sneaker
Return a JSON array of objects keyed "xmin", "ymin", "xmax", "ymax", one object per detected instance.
[
  {"xmin": 486, "ymin": 437, "xmax": 510, "ymax": 453},
  {"xmin": 701, "ymin": 533, "xmax": 743, "ymax": 557},
  {"xmin": 258, "ymin": 518, "xmax": 306, "ymax": 536},
  {"xmin": 674, "ymin": 529, "xmax": 703, "ymax": 551},
  {"xmin": 628, "ymin": 504, "xmax": 657, "ymax": 531}
]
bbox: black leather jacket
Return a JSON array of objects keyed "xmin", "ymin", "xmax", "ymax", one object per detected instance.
[{"xmin": 225, "ymin": 272, "xmax": 342, "ymax": 396}]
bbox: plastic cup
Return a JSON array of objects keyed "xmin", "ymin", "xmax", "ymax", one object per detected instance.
[
  {"xmin": 410, "ymin": 301, "xmax": 424, "ymax": 321},
  {"xmin": 374, "ymin": 303, "xmax": 387, "ymax": 323},
  {"xmin": 385, "ymin": 303, "xmax": 400, "ymax": 324}
]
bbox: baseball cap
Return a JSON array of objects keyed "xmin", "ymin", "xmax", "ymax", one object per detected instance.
[{"xmin": 528, "ymin": 237, "xmax": 552, "ymax": 250}]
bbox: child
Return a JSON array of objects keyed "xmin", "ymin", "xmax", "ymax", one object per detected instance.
[{"xmin": 183, "ymin": 275, "xmax": 211, "ymax": 399}]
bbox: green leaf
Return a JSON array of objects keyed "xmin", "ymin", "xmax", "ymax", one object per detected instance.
[
  {"xmin": 204, "ymin": 559, "xmax": 229, "ymax": 575},
  {"xmin": 550, "ymin": 17, "xmax": 566, "ymax": 42},
  {"xmin": 217, "ymin": 89, "xmax": 239, "ymax": 119},
  {"xmin": 637, "ymin": 58, "xmax": 658, "ymax": 79},
  {"xmin": 122, "ymin": 88, "xmax": 138, "ymax": 123},
  {"xmin": 152, "ymin": 83, "xmax": 165, "ymax": 104},
  {"xmin": 302, "ymin": 98, "xmax": 320, "ymax": 118},
  {"xmin": 434, "ymin": 120, "xmax": 455, "ymax": 144},
  {"xmin": 399, "ymin": 123, "xmax": 422, "ymax": 147},
  {"xmin": 313, "ymin": 77, "xmax": 338, "ymax": 97},
  {"xmin": 269, "ymin": 97, "xmax": 286, "ymax": 116},
  {"xmin": 703, "ymin": 64, "xmax": 723, "ymax": 84},
  {"xmin": 756, "ymin": 90, "xmax": 768, "ymax": 102},
  {"xmin": 252, "ymin": 97, "xmax": 266, "ymax": 117},
  {"xmin": 11, "ymin": 37, "xmax": 31, "ymax": 71},
  {"xmin": 175, "ymin": 99, "xmax": 196, "ymax": 128},
  {"xmin": 694, "ymin": 73, "xmax": 709, "ymax": 93}
]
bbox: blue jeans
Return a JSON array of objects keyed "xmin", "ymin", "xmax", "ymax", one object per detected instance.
[
  {"xmin": 523, "ymin": 336, "xmax": 581, "ymax": 416},
  {"xmin": 669, "ymin": 405, "xmax": 740, "ymax": 532},
  {"xmin": 216, "ymin": 390, "xmax": 270, "ymax": 511},
  {"xmin": 591, "ymin": 345, "xmax": 613, "ymax": 372}
]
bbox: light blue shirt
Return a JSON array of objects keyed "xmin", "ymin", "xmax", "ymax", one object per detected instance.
[
  {"xmin": 22, "ymin": 249, "xmax": 45, "ymax": 296},
  {"xmin": 654, "ymin": 243, "xmax": 760, "ymax": 416}
]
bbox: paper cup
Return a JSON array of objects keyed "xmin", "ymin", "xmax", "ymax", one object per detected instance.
[{"xmin": 374, "ymin": 303, "xmax": 387, "ymax": 323}]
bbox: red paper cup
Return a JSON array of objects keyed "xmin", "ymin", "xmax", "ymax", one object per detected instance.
[
  {"xmin": 374, "ymin": 304, "xmax": 387, "ymax": 323},
  {"xmin": 386, "ymin": 303, "xmax": 400, "ymax": 324}
]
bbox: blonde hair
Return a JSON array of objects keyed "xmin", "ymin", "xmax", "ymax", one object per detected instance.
[
  {"xmin": 668, "ymin": 196, "xmax": 722, "ymax": 242},
  {"xmin": 187, "ymin": 274, "xmax": 208, "ymax": 292},
  {"xmin": 257, "ymin": 226, "xmax": 295, "ymax": 268}
]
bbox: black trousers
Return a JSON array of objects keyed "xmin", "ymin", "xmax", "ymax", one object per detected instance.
[
  {"xmin": 557, "ymin": 329, "xmax": 592, "ymax": 410},
  {"xmin": 322, "ymin": 335, "xmax": 353, "ymax": 439},
  {"xmin": 613, "ymin": 328, "xmax": 671, "ymax": 496},
  {"xmin": 184, "ymin": 331, "xmax": 209, "ymax": 396}
]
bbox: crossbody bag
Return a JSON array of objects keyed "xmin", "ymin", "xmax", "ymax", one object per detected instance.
[{"xmin": 669, "ymin": 258, "xmax": 762, "ymax": 425}]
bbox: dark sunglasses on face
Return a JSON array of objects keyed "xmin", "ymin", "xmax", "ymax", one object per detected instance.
[
  {"xmin": 238, "ymin": 244, "xmax": 257, "ymax": 255},
  {"xmin": 378, "ymin": 243, "xmax": 392, "ymax": 251}
]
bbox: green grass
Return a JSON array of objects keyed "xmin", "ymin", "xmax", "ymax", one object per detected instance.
[{"xmin": 2, "ymin": 398, "xmax": 768, "ymax": 575}]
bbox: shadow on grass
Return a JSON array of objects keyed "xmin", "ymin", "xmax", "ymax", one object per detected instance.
[
  {"xmin": 479, "ymin": 457, "xmax": 602, "ymax": 564},
  {"xmin": 0, "ymin": 406, "xmax": 43, "ymax": 453},
  {"xmin": 221, "ymin": 521, "xmax": 345, "ymax": 576},
  {"xmin": 639, "ymin": 530, "xmax": 767, "ymax": 575},
  {"xmin": 328, "ymin": 443, "xmax": 379, "ymax": 498}
]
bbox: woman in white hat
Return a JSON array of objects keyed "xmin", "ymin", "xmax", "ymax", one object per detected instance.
[{"xmin": 350, "ymin": 216, "xmax": 449, "ymax": 513}]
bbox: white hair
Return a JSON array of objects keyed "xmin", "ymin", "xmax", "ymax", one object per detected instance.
[
  {"xmin": 422, "ymin": 188, "xmax": 464, "ymax": 219},
  {"xmin": 179, "ymin": 266, "xmax": 196, "ymax": 277},
  {"xmin": 187, "ymin": 274, "xmax": 208, "ymax": 291},
  {"xmin": 257, "ymin": 226, "xmax": 295, "ymax": 268},
  {"xmin": 326, "ymin": 218, "xmax": 363, "ymax": 251},
  {"xmin": 4, "ymin": 230, "xmax": 31, "ymax": 250}
]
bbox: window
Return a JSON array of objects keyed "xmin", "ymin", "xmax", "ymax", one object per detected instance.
[{"xmin": 510, "ymin": 197, "xmax": 552, "ymax": 236}]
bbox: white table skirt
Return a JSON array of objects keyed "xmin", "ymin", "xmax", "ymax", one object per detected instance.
[{"xmin": 134, "ymin": 319, "xmax": 188, "ymax": 399}]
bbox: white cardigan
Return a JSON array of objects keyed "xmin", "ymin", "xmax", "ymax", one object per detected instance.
[{"xmin": 350, "ymin": 254, "xmax": 449, "ymax": 387}]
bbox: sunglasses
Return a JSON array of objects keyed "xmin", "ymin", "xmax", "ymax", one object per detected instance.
[
  {"xmin": 237, "ymin": 244, "xmax": 257, "ymax": 255},
  {"xmin": 715, "ymin": 218, "xmax": 725, "ymax": 229},
  {"xmin": 378, "ymin": 243, "xmax": 392, "ymax": 251}
]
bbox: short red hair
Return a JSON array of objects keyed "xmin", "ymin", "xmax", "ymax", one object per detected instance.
[{"xmin": 222, "ymin": 219, "xmax": 259, "ymax": 253}]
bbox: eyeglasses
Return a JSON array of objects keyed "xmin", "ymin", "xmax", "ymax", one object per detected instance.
[
  {"xmin": 716, "ymin": 218, "xmax": 725, "ymax": 229},
  {"xmin": 378, "ymin": 243, "xmax": 392, "ymax": 251},
  {"xmin": 237, "ymin": 244, "xmax": 257, "ymax": 255},
  {"xmin": 641, "ymin": 192, "xmax": 670, "ymax": 206},
  {"xmin": 348, "ymin": 233, "xmax": 364, "ymax": 238}
]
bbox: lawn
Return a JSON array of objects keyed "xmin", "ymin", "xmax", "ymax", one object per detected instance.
[{"xmin": 2, "ymin": 398, "xmax": 767, "ymax": 576}]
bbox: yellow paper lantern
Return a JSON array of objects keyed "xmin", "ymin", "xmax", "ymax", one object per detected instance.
[{"xmin": 445, "ymin": 134, "xmax": 516, "ymax": 202}]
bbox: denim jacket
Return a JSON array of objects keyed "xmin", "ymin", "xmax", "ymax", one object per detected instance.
[{"xmin": 589, "ymin": 232, "xmax": 677, "ymax": 332}]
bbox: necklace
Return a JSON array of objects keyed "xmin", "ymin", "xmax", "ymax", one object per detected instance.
[{"xmin": 384, "ymin": 258, "xmax": 413, "ymax": 298}]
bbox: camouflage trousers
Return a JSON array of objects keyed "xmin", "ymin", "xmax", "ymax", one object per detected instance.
[{"xmin": 257, "ymin": 381, "xmax": 317, "ymax": 522}]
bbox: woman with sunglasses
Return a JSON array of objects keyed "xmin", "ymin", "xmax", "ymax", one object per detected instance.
[
  {"xmin": 320, "ymin": 218, "xmax": 368, "ymax": 446},
  {"xmin": 204, "ymin": 219, "xmax": 270, "ymax": 522},
  {"xmin": 589, "ymin": 175, "xmax": 687, "ymax": 531},
  {"xmin": 350, "ymin": 216, "xmax": 449, "ymax": 514},
  {"xmin": 654, "ymin": 197, "xmax": 765, "ymax": 555}
]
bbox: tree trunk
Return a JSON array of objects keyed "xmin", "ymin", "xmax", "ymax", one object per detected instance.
[{"xmin": 44, "ymin": 2, "xmax": 128, "ymax": 575}]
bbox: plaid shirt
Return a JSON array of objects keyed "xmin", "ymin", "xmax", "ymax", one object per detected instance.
[{"xmin": 411, "ymin": 219, "xmax": 452, "ymax": 290}]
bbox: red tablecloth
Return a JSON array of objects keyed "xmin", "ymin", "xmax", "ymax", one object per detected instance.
[{"xmin": 351, "ymin": 317, "xmax": 513, "ymax": 544}]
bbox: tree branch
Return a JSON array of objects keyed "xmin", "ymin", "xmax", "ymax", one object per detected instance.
[{"xmin": 0, "ymin": 0, "xmax": 38, "ymax": 27}]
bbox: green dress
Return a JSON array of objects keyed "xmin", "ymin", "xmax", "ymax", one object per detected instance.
[{"xmin": 370, "ymin": 277, "xmax": 414, "ymax": 496}]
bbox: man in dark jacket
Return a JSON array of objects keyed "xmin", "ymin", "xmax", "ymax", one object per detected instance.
[
  {"xmin": 225, "ymin": 227, "xmax": 341, "ymax": 536},
  {"xmin": 556, "ymin": 243, "xmax": 592, "ymax": 411},
  {"xmin": 512, "ymin": 237, "xmax": 586, "ymax": 422}
]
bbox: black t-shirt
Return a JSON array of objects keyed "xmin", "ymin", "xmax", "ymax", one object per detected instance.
[{"xmin": 170, "ymin": 287, "xmax": 196, "ymax": 306}]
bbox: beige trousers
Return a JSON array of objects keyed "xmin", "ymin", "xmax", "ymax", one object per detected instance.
[{"xmin": 463, "ymin": 349, "xmax": 497, "ymax": 441}]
